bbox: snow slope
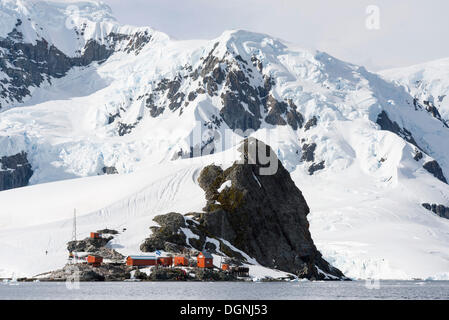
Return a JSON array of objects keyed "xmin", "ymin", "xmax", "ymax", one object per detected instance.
[
  {"xmin": 381, "ymin": 58, "xmax": 449, "ymax": 122},
  {"xmin": 0, "ymin": 0, "xmax": 449, "ymax": 280}
]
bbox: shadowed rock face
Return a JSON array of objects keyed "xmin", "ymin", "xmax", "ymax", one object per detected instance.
[
  {"xmin": 142, "ymin": 138, "xmax": 346, "ymax": 280},
  {"xmin": 0, "ymin": 152, "xmax": 33, "ymax": 191},
  {"xmin": 304, "ymin": 116, "xmax": 318, "ymax": 131},
  {"xmin": 376, "ymin": 110, "xmax": 448, "ymax": 185},
  {"xmin": 301, "ymin": 143, "xmax": 317, "ymax": 162},
  {"xmin": 423, "ymin": 161, "xmax": 447, "ymax": 184},
  {"xmin": 196, "ymin": 138, "xmax": 344, "ymax": 279},
  {"xmin": 376, "ymin": 111, "xmax": 419, "ymax": 148},
  {"xmin": 0, "ymin": 19, "xmax": 153, "ymax": 109},
  {"xmin": 422, "ymin": 203, "xmax": 449, "ymax": 219},
  {"xmin": 308, "ymin": 161, "xmax": 326, "ymax": 175}
]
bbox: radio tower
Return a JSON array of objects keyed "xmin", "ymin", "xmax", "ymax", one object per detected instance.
[
  {"xmin": 68, "ymin": 209, "xmax": 77, "ymax": 264},
  {"xmin": 72, "ymin": 208, "xmax": 77, "ymax": 242}
]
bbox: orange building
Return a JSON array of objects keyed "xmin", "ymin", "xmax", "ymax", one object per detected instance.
[
  {"xmin": 197, "ymin": 252, "xmax": 214, "ymax": 268},
  {"xmin": 90, "ymin": 232, "xmax": 101, "ymax": 239},
  {"xmin": 174, "ymin": 256, "xmax": 189, "ymax": 267},
  {"xmin": 87, "ymin": 255, "xmax": 103, "ymax": 267},
  {"xmin": 157, "ymin": 257, "xmax": 173, "ymax": 267},
  {"xmin": 126, "ymin": 256, "xmax": 157, "ymax": 267}
]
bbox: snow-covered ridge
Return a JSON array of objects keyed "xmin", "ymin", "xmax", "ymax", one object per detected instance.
[
  {"xmin": 381, "ymin": 58, "xmax": 449, "ymax": 123},
  {"xmin": 0, "ymin": 0, "xmax": 163, "ymax": 56}
]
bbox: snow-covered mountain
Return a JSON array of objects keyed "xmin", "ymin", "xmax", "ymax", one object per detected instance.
[
  {"xmin": 1, "ymin": 0, "xmax": 449, "ymax": 280},
  {"xmin": 381, "ymin": 58, "xmax": 449, "ymax": 124}
]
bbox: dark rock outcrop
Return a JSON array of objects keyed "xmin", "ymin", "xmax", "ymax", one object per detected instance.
[
  {"xmin": 304, "ymin": 116, "xmax": 318, "ymax": 131},
  {"xmin": 97, "ymin": 228, "xmax": 120, "ymax": 235},
  {"xmin": 197, "ymin": 139, "xmax": 342, "ymax": 279},
  {"xmin": 0, "ymin": 152, "xmax": 33, "ymax": 191},
  {"xmin": 102, "ymin": 166, "xmax": 118, "ymax": 175},
  {"xmin": 308, "ymin": 161, "xmax": 326, "ymax": 175},
  {"xmin": 413, "ymin": 149, "xmax": 423, "ymax": 162},
  {"xmin": 301, "ymin": 143, "xmax": 317, "ymax": 162},
  {"xmin": 422, "ymin": 203, "xmax": 449, "ymax": 219},
  {"xmin": 423, "ymin": 160, "xmax": 447, "ymax": 184},
  {"xmin": 140, "ymin": 212, "xmax": 189, "ymax": 253},
  {"xmin": 143, "ymin": 138, "xmax": 346, "ymax": 280},
  {"xmin": 376, "ymin": 111, "xmax": 419, "ymax": 148}
]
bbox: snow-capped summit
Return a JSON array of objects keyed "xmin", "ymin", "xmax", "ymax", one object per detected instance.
[
  {"xmin": 381, "ymin": 57, "xmax": 449, "ymax": 123},
  {"xmin": 0, "ymin": 0, "xmax": 169, "ymax": 54},
  {"xmin": 0, "ymin": 0, "xmax": 449, "ymax": 281},
  {"xmin": 0, "ymin": 0, "xmax": 169, "ymax": 111},
  {"xmin": 1, "ymin": 0, "xmax": 117, "ymax": 54}
]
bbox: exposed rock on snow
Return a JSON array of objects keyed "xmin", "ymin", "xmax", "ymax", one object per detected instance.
[
  {"xmin": 422, "ymin": 203, "xmax": 449, "ymax": 220},
  {"xmin": 413, "ymin": 149, "xmax": 424, "ymax": 162},
  {"xmin": 308, "ymin": 161, "xmax": 325, "ymax": 175},
  {"xmin": 381, "ymin": 58, "xmax": 449, "ymax": 123},
  {"xmin": 0, "ymin": 151, "xmax": 33, "ymax": 191},
  {"xmin": 423, "ymin": 161, "xmax": 447, "ymax": 184},
  {"xmin": 140, "ymin": 212, "xmax": 189, "ymax": 253},
  {"xmin": 102, "ymin": 166, "xmax": 118, "ymax": 175},
  {"xmin": 301, "ymin": 143, "xmax": 317, "ymax": 162},
  {"xmin": 304, "ymin": 116, "xmax": 318, "ymax": 131},
  {"xmin": 376, "ymin": 111, "xmax": 418, "ymax": 149}
]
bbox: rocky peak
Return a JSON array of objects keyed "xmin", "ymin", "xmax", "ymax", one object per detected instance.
[
  {"xmin": 142, "ymin": 138, "xmax": 346, "ymax": 280},
  {"xmin": 129, "ymin": 33, "xmax": 304, "ymax": 139}
]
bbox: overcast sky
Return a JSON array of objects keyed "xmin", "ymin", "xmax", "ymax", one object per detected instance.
[{"xmin": 101, "ymin": 0, "xmax": 449, "ymax": 71}]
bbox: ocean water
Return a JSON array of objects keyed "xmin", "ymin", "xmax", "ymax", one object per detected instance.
[{"xmin": 1, "ymin": 281, "xmax": 448, "ymax": 300}]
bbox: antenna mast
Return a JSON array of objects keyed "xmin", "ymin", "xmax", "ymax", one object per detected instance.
[
  {"xmin": 68, "ymin": 208, "xmax": 77, "ymax": 264},
  {"xmin": 72, "ymin": 208, "xmax": 77, "ymax": 242}
]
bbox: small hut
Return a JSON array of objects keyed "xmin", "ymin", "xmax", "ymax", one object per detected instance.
[
  {"xmin": 126, "ymin": 256, "xmax": 157, "ymax": 267},
  {"xmin": 174, "ymin": 256, "xmax": 189, "ymax": 267},
  {"xmin": 197, "ymin": 252, "xmax": 214, "ymax": 269}
]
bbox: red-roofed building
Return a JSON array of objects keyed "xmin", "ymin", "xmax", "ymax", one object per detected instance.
[
  {"xmin": 126, "ymin": 256, "xmax": 157, "ymax": 267},
  {"xmin": 197, "ymin": 252, "xmax": 214, "ymax": 269}
]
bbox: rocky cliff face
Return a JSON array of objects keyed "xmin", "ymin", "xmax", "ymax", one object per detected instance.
[
  {"xmin": 141, "ymin": 138, "xmax": 346, "ymax": 280},
  {"xmin": 0, "ymin": 152, "xmax": 33, "ymax": 191},
  {"xmin": 0, "ymin": 18, "xmax": 153, "ymax": 109}
]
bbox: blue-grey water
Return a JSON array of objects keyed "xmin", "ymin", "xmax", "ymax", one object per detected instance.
[{"xmin": 1, "ymin": 281, "xmax": 448, "ymax": 300}]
